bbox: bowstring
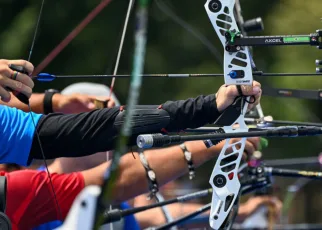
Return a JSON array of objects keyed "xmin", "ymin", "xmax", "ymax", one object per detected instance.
[
  {"xmin": 26, "ymin": 0, "xmax": 63, "ymax": 220},
  {"xmin": 27, "ymin": 0, "xmax": 45, "ymax": 62},
  {"xmin": 154, "ymin": 0, "xmax": 223, "ymax": 65},
  {"xmin": 105, "ymin": 1, "xmax": 135, "ymax": 229},
  {"xmin": 108, "ymin": 0, "xmax": 135, "ymax": 98}
]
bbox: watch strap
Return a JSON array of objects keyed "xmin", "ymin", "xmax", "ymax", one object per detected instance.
[{"xmin": 43, "ymin": 90, "xmax": 58, "ymax": 114}]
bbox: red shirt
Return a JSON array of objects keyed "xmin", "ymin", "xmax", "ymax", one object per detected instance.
[{"xmin": 0, "ymin": 170, "xmax": 85, "ymax": 230}]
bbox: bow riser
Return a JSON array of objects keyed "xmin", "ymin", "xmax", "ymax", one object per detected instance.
[
  {"xmin": 205, "ymin": 0, "xmax": 253, "ymax": 229},
  {"xmin": 209, "ymin": 112, "xmax": 248, "ymax": 229},
  {"xmin": 205, "ymin": 0, "xmax": 253, "ymax": 85}
]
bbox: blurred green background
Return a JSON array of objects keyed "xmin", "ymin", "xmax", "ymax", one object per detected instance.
[{"xmin": 1, "ymin": 0, "xmax": 322, "ymax": 224}]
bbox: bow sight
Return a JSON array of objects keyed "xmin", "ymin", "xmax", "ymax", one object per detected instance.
[
  {"xmin": 225, "ymin": 30, "xmax": 322, "ymax": 50},
  {"xmin": 224, "ymin": 27, "xmax": 322, "ymax": 77}
]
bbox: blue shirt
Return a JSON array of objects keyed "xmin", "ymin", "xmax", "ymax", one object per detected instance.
[
  {"xmin": 33, "ymin": 168, "xmax": 140, "ymax": 230},
  {"xmin": 121, "ymin": 202, "xmax": 141, "ymax": 230},
  {"xmin": 0, "ymin": 105, "xmax": 42, "ymax": 166}
]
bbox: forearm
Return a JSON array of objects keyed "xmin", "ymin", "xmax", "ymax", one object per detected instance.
[
  {"xmin": 30, "ymin": 94, "xmax": 221, "ymax": 160},
  {"xmin": 81, "ymin": 141, "xmax": 223, "ymax": 202},
  {"xmin": 111, "ymin": 141, "xmax": 222, "ymax": 202},
  {"xmin": 162, "ymin": 94, "xmax": 220, "ymax": 131},
  {"xmin": 135, "ymin": 202, "xmax": 250, "ymax": 229},
  {"xmin": 236, "ymin": 204, "xmax": 249, "ymax": 221},
  {"xmin": 52, "ymin": 152, "xmax": 109, "ymax": 174},
  {"xmin": 29, "ymin": 108, "xmax": 121, "ymax": 160},
  {"xmin": 135, "ymin": 202, "xmax": 208, "ymax": 229},
  {"xmin": 168, "ymin": 203, "xmax": 210, "ymax": 218},
  {"xmin": 0, "ymin": 93, "xmax": 44, "ymax": 112}
]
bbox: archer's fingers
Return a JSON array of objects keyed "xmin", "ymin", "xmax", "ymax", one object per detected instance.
[
  {"xmin": 247, "ymin": 95, "xmax": 261, "ymax": 111},
  {"xmin": 8, "ymin": 60, "xmax": 34, "ymax": 75},
  {"xmin": 13, "ymin": 71, "xmax": 34, "ymax": 89},
  {"xmin": 0, "ymin": 63, "xmax": 12, "ymax": 79},
  {"xmin": 71, "ymin": 94, "xmax": 96, "ymax": 110},
  {"xmin": 244, "ymin": 140, "xmax": 256, "ymax": 156},
  {"xmin": 107, "ymin": 98, "xmax": 116, "ymax": 108},
  {"xmin": 246, "ymin": 137, "xmax": 260, "ymax": 150},
  {"xmin": 94, "ymin": 96, "xmax": 115, "ymax": 108},
  {"xmin": 0, "ymin": 86, "xmax": 11, "ymax": 102},
  {"xmin": 226, "ymin": 82, "xmax": 261, "ymax": 98},
  {"xmin": 240, "ymin": 81, "xmax": 262, "ymax": 96},
  {"xmin": 3, "ymin": 78, "xmax": 32, "ymax": 99}
]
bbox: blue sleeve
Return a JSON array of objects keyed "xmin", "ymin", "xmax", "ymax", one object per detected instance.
[
  {"xmin": 32, "ymin": 220, "xmax": 62, "ymax": 230},
  {"xmin": 121, "ymin": 202, "xmax": 140, "ymax": 230},
  {"xmin": 0, "ymin": 105, "xmax": 42, "ymax": 166}
]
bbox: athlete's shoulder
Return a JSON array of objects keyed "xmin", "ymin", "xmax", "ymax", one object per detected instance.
[
  {"xmin": 0, "ymin": 105, "xmax": 43, "ymax": 166},
  {"xmin": 0, "ymin": 104, "xmax": 21, "ymax": 116},
  {"xmin": 9, "ymin": 169, "xmax": 85, "ymax": 190},
  {"xmin": 0, "ymin": 104, "xmax": 42, "ymax": 121}
]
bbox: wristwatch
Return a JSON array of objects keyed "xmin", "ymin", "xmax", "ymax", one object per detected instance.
[{"xmin": 43, "ymin": 89, "xmax": 60, "ymax": 114}]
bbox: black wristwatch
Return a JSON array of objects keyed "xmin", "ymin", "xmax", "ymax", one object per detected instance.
[{"xmin": 43, "ymin": 89, "xmax": 60, "ymax": 115}]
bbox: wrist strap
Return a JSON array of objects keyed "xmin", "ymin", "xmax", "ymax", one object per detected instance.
[
  {"xmin": 180, "ymin": 143, "xmax": 195, "ymax": 180},
  {"xmin": 139, "ymin": 150, "xmax": 159, "ymax": 200},
  {"xmin": 43, "ymin": 91, "xmax": 57, "ymax": 114}
]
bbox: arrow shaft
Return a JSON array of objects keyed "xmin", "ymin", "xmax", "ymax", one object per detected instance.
[{"xmin": 34, "ymin": 72, "xmax": 322, "ymax": 81}]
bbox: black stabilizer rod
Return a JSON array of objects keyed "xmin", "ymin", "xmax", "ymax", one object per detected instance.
[
  {"xmin": 137, "ymin": 126, "xmax": 322, "ymax": 149},
  {"xmin": 267, "ymin": 120, "xmax": 322, "ymax": 127},
  {"xmin": 297, "ymin": 126, "xmax": 322, "ymax": 136},
  {"xmin": 103, "ymin": 188, "xmax": 212, "ymax": 224},
  {"xmin": 149, "ymin": 203, "xmax": 211, "ymax": 230},
  {"xmin": 137, "ymin": 127, "xmax": 299, "ymax": 149},
  {"xmin": 149, "ymin": 181, "xmax": 269, "ymax": 230},
  {"xmin": 266, "ymin": 167, "xmax": 322, "ymax": 180}
]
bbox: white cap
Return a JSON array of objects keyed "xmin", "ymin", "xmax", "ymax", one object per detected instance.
[
  {"xmin": 60, "ymin": 82, "xmax": 119, "ymax": 162},
  {"xmin": 61, "ymin": 82, "xmax": 120, "ymax": 106}
]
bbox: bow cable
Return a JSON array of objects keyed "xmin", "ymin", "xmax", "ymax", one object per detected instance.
[{"xmin": 154, "ymin": 0, "xmax": 222, "ymax": 64}]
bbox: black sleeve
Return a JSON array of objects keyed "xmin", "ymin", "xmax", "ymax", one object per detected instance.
[
  {"xmin": 29, "ymin": 94, "xmax": 220, "ymax": 160},
  {"xmin": 162, "ymin": 94, "xmax": 220, "ymax": 131},
  {"xmin": 30, "ymin": 107, "xmax": 121, "ymax": 160}
]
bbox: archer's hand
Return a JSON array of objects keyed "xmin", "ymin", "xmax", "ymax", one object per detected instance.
[
  {"xmin": 52, "ymin": 93, "xmax": 116, "ymax": 114},
  {"xmin": 0, "ymin": 59, "xmax": 34, "ymax": 102},
  {"xmin": 238, "ymin": 196, "xmax": 282, "ymax": 219},
  {"xmin": 216, "ymin": 81, "xmax": 261, "ymax": 113},
  {"xmin": 230, "ymin": 137, "xmax": 260, "ymax": 159},
  {"xmin": 214, "ymin": 137, "xmax": 260, "ymax": 159}
]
